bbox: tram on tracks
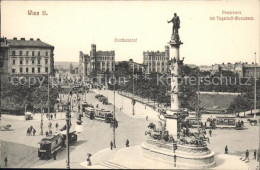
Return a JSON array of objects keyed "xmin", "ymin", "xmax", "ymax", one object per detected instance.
[
  {"xmin": 38, "ymin": 134, "xmax": 63, "ymax": 160},
  {"xmin": 38, "ymin": 131, "xmax": 78, "ymax": 160},
  {"xmin": 85, "ymin": 107, "xmax": 95, "ymax": 120},
  {"xmin": 95, "ymin": 109, "xmax": 114, "ymax": 123},
  {"xmin": 215, "ymin": 116, "xmax": 237, "ymax": 129}
]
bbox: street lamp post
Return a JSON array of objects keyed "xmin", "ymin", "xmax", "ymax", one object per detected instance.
[
  {"xmin": 47, "ymin": 74, "xmax": 51, "ymax": 132},
  {"xmin": 66, "ymin": 90, "xmax": 73, "ymax": 169},
  {"xmin": 113, "ymin": 74, "xmax": 116, "ymax": 148},
  {"xmin": 40, "ymin": 99, "xmax": 43, "ymax": 135},
  {"xmin": 132, "ymin": 69, "xmax": 135, "ymax": 116},
  {"xmin": 254, "ymin": 52, "xmax": 257, "ymax": 119}
]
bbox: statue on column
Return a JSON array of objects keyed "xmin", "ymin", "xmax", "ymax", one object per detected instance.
[{"xmin": 168, "ymin": 13, "xmax": 180, "ymax": 35}]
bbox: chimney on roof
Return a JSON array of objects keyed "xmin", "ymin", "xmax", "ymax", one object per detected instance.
[
  {"xmin": 13, "ymin": 37, "xmax": 17, "ymax": 40},
  {"xmin": 30, "ymin": 38, "xmax": 34, "ymax": 41},
  {"xmin": 21, "ymin": 38, "xmax": 25, "ymax": 40},
  {"xmin": 37, "ymin": 38, "xmax": 40, "ymax": 41}
]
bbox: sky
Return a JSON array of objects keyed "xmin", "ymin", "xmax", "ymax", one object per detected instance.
[{"xmin": 1, "ymin": 0, "xmax": 259, "ymax": 66}]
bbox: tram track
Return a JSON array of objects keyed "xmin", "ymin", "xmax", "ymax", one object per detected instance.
[{"xmin": 18, "ymin": 150, "xmax": 49, "ymax": 168}]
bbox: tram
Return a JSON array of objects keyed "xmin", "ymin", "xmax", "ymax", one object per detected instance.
[
  {"xmin": 215, "ymin": 116, "xmax": 236, "ymax": 128},
  {"xmin": 85, "ymin": 107, "xmax": 95, "ymax": 120},
  {"xmin": 38, "ymin": 131, "xmax": 78, "ymax": 160},
  {"xmin": 38, "ymin": 134, "xmax": 63, "ymax": 160},
  {"xmin": 95, "ymin": 109, "xmax": 114, "ymax": 123}
]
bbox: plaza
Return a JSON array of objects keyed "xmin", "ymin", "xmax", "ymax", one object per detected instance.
[{"xmin": 1, "ymin": 89, "xmax": 259, "ymax": 169}]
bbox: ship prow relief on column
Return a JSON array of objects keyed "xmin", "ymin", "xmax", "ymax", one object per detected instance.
[{"xmin": 141, "ymin": 13, "xmax": 216, "ymax": 169}]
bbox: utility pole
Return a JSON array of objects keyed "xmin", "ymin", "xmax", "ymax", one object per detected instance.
[
  {"xmin": 254, "ymin": 52, "xmax": 257, "ymax": 119},
  {"xmin": 132, "ymin": 66, "xmax": 135, "ymax": 115},
  {"xmin": 113, "ymin": 74, "xmax": 116, "ymax": 148},
  {"xmin": 66, "ymin": 90, "xmax": 72, "ymax": 169},
  {"xmin": 197, "ymin": 73, "xmax": 200, "ymax": 133},
  {"xmin": 121, "ymin": 90, "xmax": 123, "ymax": 110},
  {"xmin": 47, "ymin": 74, "xmax": 50, "ymax": 132},
  {"xmin": 40, "ymin": 99, "xmax": 43, "ymax": 135}
]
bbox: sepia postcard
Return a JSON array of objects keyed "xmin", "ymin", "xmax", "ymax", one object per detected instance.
[{"xmin": 0, "ymin": 0, "xmax": 259, "ymax": 169}]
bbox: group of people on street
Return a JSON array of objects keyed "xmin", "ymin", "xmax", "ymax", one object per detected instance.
[
  {"xmin": 244, "ymin": 149, "xmax": 260, "ymax": 162},
  {"xmin": 46, "ymin": 113, "xmax": 56, "ymax": 120},
  {"xmin": 26, "ymin": 125, "xmax": 36, "ymax": 136},
  {"xmin": 110, "ymin": 139, "xmax": 130, "ymax": 150},
  {"xmin": 225, "ymin": 146, "xmax": 260, "ymax": 163}
]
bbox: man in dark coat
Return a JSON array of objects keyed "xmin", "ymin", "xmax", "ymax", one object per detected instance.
[
  {"xmin": 126, "ymin": 139, "xmax": 129, "ymax": 147},
  {"xmin": 110, "ymin": 141, "xmax": 113, "ymax": 150}
]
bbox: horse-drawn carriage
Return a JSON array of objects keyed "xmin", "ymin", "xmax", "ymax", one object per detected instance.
[{"xmin": 247, "ymin": 119, "xmax": 258, "ymax": 126}]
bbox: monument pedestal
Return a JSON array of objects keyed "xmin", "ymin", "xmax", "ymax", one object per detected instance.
[{"xmin": 141, "ymin": 138, "xmax": 216, "ymax": 169}]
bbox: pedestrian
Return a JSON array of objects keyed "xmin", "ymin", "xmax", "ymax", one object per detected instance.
[
  {"xmin": 257, "ymin": 149, "xmax": 260, "ymax": 162},
  {"xmin": 49, "ymin": 122, "xmax": 52, "ymax": 129},
  {"xmin": 146, "ymin": 115, "xmax": 148, "ymax": 121},
  {"xmin": 56, "ymin": 123, "xmax": 59, "ymax": 131},
  {"xmin": 45, "ymin": 131, "xmax": 49, "ymax": 137},
  {"xmin": 87, "ymin": 154, "xmax": 92, "ymax": 166},
  {"xmin": 245, "ymin": 149, "xmax": 249, "ymax": 162},
  {"xmin": 110, "ymin": 141, "xmax": 113, "ymax": 150},
  {"xmin": 33, "ymin": 128, "xmax": 36, "ymax": 136},
  {"xmin": 258, "ymin": 150, "xmax": 260, "ymax": 162},
  {"xmin": 209, "ymin": 129, "xmax": 212, "ymax": 137},
  {"xmin": 204, "ymin": 122, "xmax": 207, "ymax": 128},
  {"xmin": 4, "ymin": 156, "xmax": 7, "ymax": 167},
  {"xmin": 225, "ymin": 145, "xmax": 228, "ymax": 154},
  {"xmin": 27, "ymin": 128, "xmax": 30, "ymax": 136},
  {"xmin": 253, "ymin": 149, "xmax": 257, "ymax": 160},
  {"xmin": 126, "ymin": 139, "xmax": 129, "ymax": 147},
  {"xmin": 51, "ymin": 114, "xmax": 53, "ymax": 120},
  {"xmin": 53, "ymin": 150, "xmax": 57, "ymax": 160},
  {"xmin": 54, "ymin": 113, "xmax": 56, "ymax": 119}
]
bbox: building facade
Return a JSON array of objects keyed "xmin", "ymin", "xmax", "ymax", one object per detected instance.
[
  {"xmin": 210, "ymin": 62, "xmax": 260, "ymax": 78},
  {"xmin": 129, "ymin": 59, "xmax": 146, "ymax": 73},
  {"xmin": 79, "ymin": 44, "xmax": 115, "ymax": 77},
  {"xmin": 143, "ymin": 46, "xmax": 170, "ymax": 74},
  {"xmin": 7, "ymin": 37, "xmax": 54, "ymax": 75},
  {"xmin": 0, "ymin": 37, "xmax": 9, "ymax": 74},
  {"xmin": 243, "ymin": 64, "xmax": 260, "ymax": 78}
]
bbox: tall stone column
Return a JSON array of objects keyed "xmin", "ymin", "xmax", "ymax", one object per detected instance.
[
  {"xmin": 165, "ymin": 34, "xmax": 183, "ymax": 140},
  {"xmin": 169, "ymin": 35, "xmax": 183, "ymax": 111}
]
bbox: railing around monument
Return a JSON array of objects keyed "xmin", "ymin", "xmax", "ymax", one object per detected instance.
[{"xmin": 146, "ymin": 137, "xmax": 210, "ymax": 154}]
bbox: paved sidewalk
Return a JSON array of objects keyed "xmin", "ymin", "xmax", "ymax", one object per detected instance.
[{"xmin": 80, "ymin": 145, "xmax": 250, "ymax": 169}]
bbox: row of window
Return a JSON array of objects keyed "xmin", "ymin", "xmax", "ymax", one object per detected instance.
[
  {"xmin": 149, "ymin": 67, "xmax": 167, "ymax": 72},
  {"xmin": 12, "ymin": 58, "xmax": 48, "ymax": 65},
  {"xmin": 97, "ymin": 56, "xmax": 114, "ymax": 60},
  {"xmin": 146, "ymin": 56, "xmax": 167, "ymax": 60},
  {"xmin": 148, "ymin": 62, "xmax": 168, "ymax": 66},
  {"xmin": 12, "ymin": 67, "xmax": 48, "ymax": 73},
  {"xmin": 11, "ymin": 50, "xmax": 49, "ymax": 56}
]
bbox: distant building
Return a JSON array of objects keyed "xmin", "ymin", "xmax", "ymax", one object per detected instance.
[
  {"xmin": 79, "ymin": 44, "xmax": 115, "ymax": 77},
  {"xmin": 143, "ymin": 46, "xmax": 170, "ymax": 74},
  {"xmin": 209, "ymin": 62, "xmax": 260, "ymax": 78},
  {"xmin": 0, "ymin": 37, "xmax": 9, "ymax": 74},
  {"xmin": 243, "ymin": 63, "xmax": 260, "ymax": 78},
  {"xmin": 199, "ymin": 65, "xmax": 212, "ymax": 72},
  {"xmin": 129, "ymin": 59, "xmax": 146, "ymax": 73},
  {"xmin": 7, "ymin": 37, "xmax": 54, "ymax": 75}
]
